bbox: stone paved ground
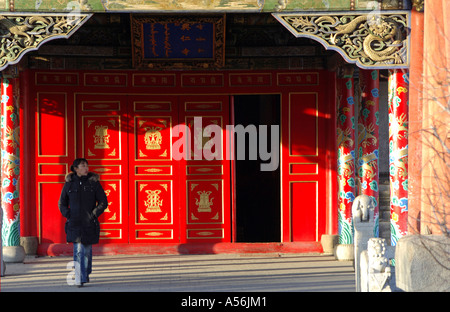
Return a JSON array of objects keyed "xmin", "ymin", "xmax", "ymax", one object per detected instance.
[{"xmin": 1, "ymin": 253, "xmax": 354, "ymax": 293}]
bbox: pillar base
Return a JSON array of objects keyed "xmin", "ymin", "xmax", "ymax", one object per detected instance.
[
  {"xmin": 321, "ymin": 234, "xmax": 339, "ymax": 255},
  {"xmin": 3, "ymin": 246, "xmax": 26, "ymax": 263},
  {"xmin": 335, "ymin": 244, "xmax": 354, "ymax": 261},
  {"xmin": 20, "ymin": 236, "xmax": 38, "ymax": 255}
]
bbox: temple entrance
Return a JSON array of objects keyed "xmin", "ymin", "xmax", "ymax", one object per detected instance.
[
  {"xmin": 233, "ymin": 95, "xmax": 281, "ymax": 242},
  {"xmin": 30, "ymin": 69, "xmax": 335, "ymax": 252}
]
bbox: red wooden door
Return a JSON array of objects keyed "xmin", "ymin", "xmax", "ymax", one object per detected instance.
[
  {"xmin": 75, "ymin": 93, "xmax": 231, "ymax": 244},
  {"xmin": 76, "ymin": 93, "xmax": 129, "ymax": 243},
  {"xmin": 128, "ymin": 95, "xmax": 180, "ymax": 243},
  {"xmin": 281, "ymin": 90, "xmax": 327, "ymax": 242},
  {"xmin": 34, "ymin": 70, "xmax": 333, "ymax": 247},
  {"xmin": 179, "ymin": 95, "xmax": 231, "ymax": 242},
  {"xmin": 36, "ymin": 91, "xmax": 75, "ymax": 244}
]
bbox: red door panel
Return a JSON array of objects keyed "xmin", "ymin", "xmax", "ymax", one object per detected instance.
[
  {"xmin": 179, "ymin": 95, "xmax": 231, "ymax": 243},
  {"xmin": 128, "ymin": 95, "xmax": 180, "ymax": 243},
  {"xmin": 35, "ymin": 90, "xmax": 75, "ymax": 244},
  {"xmin": 39, "ymin": 182, "xmax": 66, "ymax": 244},
  {"xmin": 76, "ymin": 94, "xmax": 129, "ymax": 243},
  {"xmin": 282, "ymin": 91, "xmax": 327, "ymax": 242}
]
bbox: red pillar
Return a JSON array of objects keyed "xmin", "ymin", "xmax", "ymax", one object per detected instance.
[
  {"xmin": 337, "ymin": 68, "xmax": 356, "ymax": 244},
  {"xmin": 1, "ymin": 77, "xmax": 21, "ymax": 247},
  {"xmin": 357, "ymin": 69, "xmax": 380, "ymax": 236},
  {"xmin": 388, "ymin": 69, "xmax": 409, "ymax": 245},
  {"xmin": 408, "ymin": 9, "xmax": 424, "ymax": 235}
]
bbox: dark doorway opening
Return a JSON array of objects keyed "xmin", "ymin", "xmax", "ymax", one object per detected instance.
[{"xmin": 233, "ymin": 94, "xmax": 281, "ymax": 242}]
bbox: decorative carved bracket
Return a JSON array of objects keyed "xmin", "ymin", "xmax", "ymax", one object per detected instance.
[
  {"xmin": 412, "ymin": 0, "xmax": 424, "ymax": 12},
  {"xmin": 272, "ymin": 11, "xmax": 410, "ymax": 69},
  {"xmin": 0, "ymin": 13, "xmax": 92, "ymax": 71}
]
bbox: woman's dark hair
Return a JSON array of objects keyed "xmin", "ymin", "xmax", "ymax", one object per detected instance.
[{"xmin": 70, "ymin": 158, "xmax": 88, "ymax": 173}]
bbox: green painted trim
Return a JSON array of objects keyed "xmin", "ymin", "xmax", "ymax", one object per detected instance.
[{"xmin": 2, "ymin": 0, "xmax": 407, "ymax": 13}]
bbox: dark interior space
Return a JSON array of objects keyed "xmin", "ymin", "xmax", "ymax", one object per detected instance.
[{"xmin": 233, "ymin": 94, "xmax": 281, "ymax": 242}]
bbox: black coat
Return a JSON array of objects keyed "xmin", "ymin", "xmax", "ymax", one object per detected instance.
[{"xmin": 58, "ymin": 172, "xmax": 108, "ymax": 245}]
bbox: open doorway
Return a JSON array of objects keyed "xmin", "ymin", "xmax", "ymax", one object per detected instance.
[{"xmin": 233, "ymin": 94, "xmax": 281, "ymax": 242}]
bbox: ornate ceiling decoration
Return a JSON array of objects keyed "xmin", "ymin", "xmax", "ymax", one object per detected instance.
[
  {"xmin": 412, "ymin": 0, "xmax": 424, "ymax": 12},
  {"xmin": 0, "ymin": 13, "xmax": 92, "ymax": 71},
  {"xmin": 272, "ymin": 11, "xmax": 410, "ymax": 69}
]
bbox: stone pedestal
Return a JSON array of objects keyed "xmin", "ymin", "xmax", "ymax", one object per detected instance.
[
  {"xmin": 20, "ymin": 236, "xmax": 38, "ymax": 255},
  {"xmin": 396, "ymin": 235, "xmax": 450, "ymax": 292},
  {"xmin": 335, "ymin": 244, "xmax": 354, "ymax": 261},
  {"xmin": 3, "ymin": 246, "xmax": 26, "ymax": 263},
  {"xmin": 321, "ymin": 234, "xmax": 339, "ymax": 255}
]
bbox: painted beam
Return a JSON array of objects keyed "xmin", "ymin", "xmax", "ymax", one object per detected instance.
[{"xmin": 3, "ymin": 0, "xmax": 409, "ymax": 13}]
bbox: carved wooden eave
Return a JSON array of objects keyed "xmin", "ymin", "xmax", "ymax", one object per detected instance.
[
  {"xmin": 412, "ymin": 0, "xmax": 424, "ymax": 12},
  {"xmin": 0, "ymin": 13, "xmax": 92, "ymax": 71},
  {"xmin": 272, "ymin": 11, "xmax": 410, "ymax": 70}
]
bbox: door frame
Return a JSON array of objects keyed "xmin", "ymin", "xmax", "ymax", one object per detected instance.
[{"xmin": 25, "ymin": 69, "xmax": 337, "ymax": 246}]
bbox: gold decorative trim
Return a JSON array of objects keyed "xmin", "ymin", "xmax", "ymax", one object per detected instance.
[
  {"xmin": 38, "ymin": 163, "xmax": 68, "ymax": 176},
  {"xmin": 412, "ymin": 0, "xmax": 424, "ymax": 12},
  {"xmin": 0, "ymin": 13, "xmax": 92, "ymax": 71},
  {"xmin": 272, "ymin": 11, "xmax": 410, "ymax": 69},
  {"xmin": 289, "ymin": 163, "xmax": 319, "ymax": 175}
]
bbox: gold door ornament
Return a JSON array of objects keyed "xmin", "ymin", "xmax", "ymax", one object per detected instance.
[
  {"xmin": 196, "ymin": 190, "xmax": 213, "ymax": 212},
  {"xmin": 94, "ymin": 125, "xmax": 110, "ymax": 149},
  {"xmin": 145, "ymin": 189, "xmax": 163, "ymax": 213},
  {"xmin": 144, "ymin": 126, "xmax": 162, "ymax": 150}
]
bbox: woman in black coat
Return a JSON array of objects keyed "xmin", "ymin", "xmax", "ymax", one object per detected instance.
[{"xmin": 58, "ymin": 158, "xmax": 108, "ymax": 287}]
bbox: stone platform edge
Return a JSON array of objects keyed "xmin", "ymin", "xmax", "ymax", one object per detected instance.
[{"xmin": 37, "ymin": 242, "xmax": 323, "ymax": 256}]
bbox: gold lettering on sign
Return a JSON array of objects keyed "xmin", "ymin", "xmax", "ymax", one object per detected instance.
[
  {"xmin": 144, "ymin": 127, "xmax": 162, "ymax": 150},
  {"xmin": 145, "ymin": 190, "xmax": 163, "ymax": 213},
  {"xmin": 94, "ymin": 125, "xmax": 110, "ymax": 149},
  {"xmin": 196, "ymin": 191, "xmax": 213, "ymax": 212}
]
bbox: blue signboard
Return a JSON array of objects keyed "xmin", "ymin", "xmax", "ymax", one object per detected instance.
[
  {"xmin": 131, "ymin": 15, "xmax": 225, "ymax": 69},
  {"xmin": 142, "ymin": 22, "xmax": 214, "ymax": 60}
]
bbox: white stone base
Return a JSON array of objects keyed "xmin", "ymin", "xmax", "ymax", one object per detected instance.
[
  {"xmin": 335, "ymin": 244, "xmax": 354, "ymax": 261},
  {"xmin": 3, "ymin": 246, "xmax": 26, "ymax": 263},
  {"xmin": 321, "ymin": 234, "xmax": 339, "ymax": 255}
]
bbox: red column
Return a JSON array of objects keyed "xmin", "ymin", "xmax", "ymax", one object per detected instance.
[
  {"xmin": 1, "ymin": 77, "xmax": 21, "ymax": 248},
  {"xmin": 388, "ymin": 69, "xmax": 409, "ymax": 245},
  {"xmin": 337, "ymin": 69, "xmax": 356, "ymax": 245},
  {"xmin": 407, "ymin": 9, "xmax": 424, "ymax": 235},
  {"xmin": 357, "ymin": 69, "xmax": 380, "ymax": 236}
]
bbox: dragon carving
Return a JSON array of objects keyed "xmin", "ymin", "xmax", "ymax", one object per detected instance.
[
  {"xmin": 278, "ymin": 12, "xmax": 408, "ymax": 68},
  {"xmin": 0, "ymin": 13, "xmax": 91, "ymax": 71}
]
